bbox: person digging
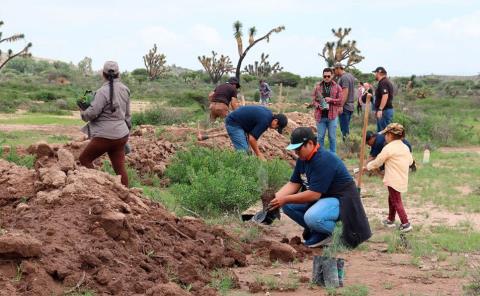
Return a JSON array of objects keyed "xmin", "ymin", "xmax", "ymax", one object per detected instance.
[
  {"xmin": 208, "ymin": 77, "xmax": 241, "ymax": 122},
  {"xmin": 198, "ymin": 105, "xmax": 288, "ymax": 160},
  {"xmin": 268, "ymin": 127, "xmax": 372, "ymax": 248}
]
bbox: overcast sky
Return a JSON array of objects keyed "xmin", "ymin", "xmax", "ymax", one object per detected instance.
[{"xmin": 1, "ymin": 0, "xmax": 479, "ymax": 77}]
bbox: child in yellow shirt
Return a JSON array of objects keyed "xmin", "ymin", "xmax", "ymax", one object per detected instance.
[{"xmin": 366, "ymin": 123, "xmax": 413, "ymax": 232}]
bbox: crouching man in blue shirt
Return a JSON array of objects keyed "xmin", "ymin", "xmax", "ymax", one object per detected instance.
[
  {"xmin": 225, "ymin": 105, "xmax": 288, "ymax": 160},
  {"xmin": 269, "ymin": 127, "xmax": 372, "ymax": 248}
]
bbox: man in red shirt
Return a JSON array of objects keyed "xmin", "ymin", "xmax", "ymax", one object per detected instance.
[{"xmin": 310, "ymin": 68, "xmax": 343, "ymax": 153}]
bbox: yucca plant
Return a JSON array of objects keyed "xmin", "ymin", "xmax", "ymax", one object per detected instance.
[
  {"xmin": 0, "ymin": 20, "xmax": 33, "ymax": 71},
  {"xmin": 232, "ymin": 20, "xmax": 285, "ymax": 80}
]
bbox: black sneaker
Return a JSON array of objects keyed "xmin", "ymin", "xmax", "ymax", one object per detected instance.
[
  {"xmin": 382, "ymin": 219, "xmax": 396, "ymax": 228},
  {"xmin": 399, "ymin": 223, "xmax": 412, "ymax": 233},
  {"xmin": 305, "ymin": 234, "xmax": 332, "ymax": 248},
  {"xmin": 302, "ymin": 228, "xmax": 311, "ymax": 241}
]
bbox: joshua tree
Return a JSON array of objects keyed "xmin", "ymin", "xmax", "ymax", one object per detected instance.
[
  {"xmin": 198, "ymin": 51, "xmax": 234, "ymax": 84},
  {"xmin": 143, "ymin": 44, "xmax": 167, "ymax": 80},
  {"xmin": 244, "ymin": 53, "xmax": 283, "ymax": 78},
  {"xmin": 233, "ymin": 21, "xmax": 285, "ymax": 80},
  {"xmin": 318, "ymin": 28, "xmax": 364, "ymax": 69},
  {"xmin": 0, "ymin": 20, "xmax": 32, "ymax": 71},
  {"xmin": 78, "ymin": 57, "xmax": 93, "ymax": 76}
]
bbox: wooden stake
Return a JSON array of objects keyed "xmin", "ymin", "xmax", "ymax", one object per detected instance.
[
  {"xmin": 278, "ymin": 83, "xmax": 283, "ymax": 102},
  {"xmin": 357, "ymin": 95, "xmax": 371, "ymax": 189}
]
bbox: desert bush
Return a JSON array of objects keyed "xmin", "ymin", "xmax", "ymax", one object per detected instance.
[
  {"xmin": 166, "ymin": 147, "xmax": 291, "ymax": 216},
  {"xmin": 166, "ymin": 90, "xmax": 209, "ymax": 110},
  {"xmin": 30, "ymin": 90, "xmax": 66, "ymax": 102},
  {"xmin": 269, "ymin": 71, "xmax": 301, "ymax": 87},
  {"xmin": 28, "ymin": 102, "xmax": 71, "ymax": 115},
  {"xmin": 413, "ymin": 86, "xmax": 433, "ymax": 99},
  {"xmin": 131, "ymin": 105, "xmax": 194, "ymax": 126},
  {"xmin": 241, "ymin": 74, "xmax": 257, "ymax": 83}
]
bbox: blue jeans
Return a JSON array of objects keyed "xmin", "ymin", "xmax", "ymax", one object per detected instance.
[
  {"xmin": 225, "ymin": 123, "xmax": 249, "ymax": 151},
  {"xmin": 316, "ymin": 117, "xmax": 337, "ymax": 153},
  {"xmin": 260, "ymin": 97, "xmax": 269, "ymax": 105},
  {"xmin": 282, "ymin": 197, "xmax": 340, "ymax": 235},
  {"xmin": 339, "ymin": 109, "xmax": 353, "ymax": 139},
  {"xmin": 376, "ymin": 108, "xmax": 394, "ymax": 132}
]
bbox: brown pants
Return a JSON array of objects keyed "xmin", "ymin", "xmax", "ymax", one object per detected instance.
[
  {"xmin": 209, "ymin": 102, "xmax": 229, "ymax": 121},
  {"xmin": 79, "ymin": 136, "xmax": 129, "ymax": 187}
]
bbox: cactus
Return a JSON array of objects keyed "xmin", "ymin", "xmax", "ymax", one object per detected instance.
[
  {"xmin": 318, "ymin": 27, "xmax": 364, "ymax": 69},
  {"xmin": 243, "ymin": 53, "xmax": 283, "ymax": 78},
  {"xmin": 198, "ymin": 51, "xmax": 234, "ymax": 84},
  {"xmin": 143, "ymin": 44, "xmax": 167, "ymax": 81},
  {"xmin": 0, "ymin": 20, "xmax": 33, "ymax": 71}
]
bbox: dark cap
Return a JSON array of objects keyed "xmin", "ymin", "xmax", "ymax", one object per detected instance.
[
  {"xmin": 227, "ymin": 77, "xmax": 241, "ymax": 88},
  {"xmin": 366, "ymin": 131, "xmax": 375, "ymax": 142},
  {"xmin": 333, "ymin": 62, "xmax": 344, "ymax": 69},
  {"xmin": 273, "ymin": 113, "xmax": 288, "ymax": 134},
  {"xmin": 286, "ymin": 127, "xmax": 316, "ymax": 150},
  {"xmin": 372, "ymin": 66, "xmax": 387, "ymax": 74}
]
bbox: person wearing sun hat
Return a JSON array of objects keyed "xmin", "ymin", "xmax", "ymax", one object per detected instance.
[
  {"xmin": 366, "ymin": 123, "xmax": 414, "ymax": 232},
  {"xmin": 268, "ymin": 127, "xmax": 371, "ymax": 248}
]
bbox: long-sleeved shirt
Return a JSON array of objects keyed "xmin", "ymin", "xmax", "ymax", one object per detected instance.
[
  {"xmin": 312, "ymin": 80, "xmax": 343, "ymax": 121},
  {"xmin": 366, "ymin": 139, "xmax": 413, "ymax": 193},
  {"xmin": 81, "ymin": 78, "xmax": 131, "ymax": 139}
]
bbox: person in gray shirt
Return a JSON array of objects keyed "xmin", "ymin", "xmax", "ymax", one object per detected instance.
[
  {"xmin": 334, "ymin": 62, "xmax": 355, "ymax": 141},
  {"xmin": 79, "ymin": 61, "xmax": 131, "ymax": 187}
]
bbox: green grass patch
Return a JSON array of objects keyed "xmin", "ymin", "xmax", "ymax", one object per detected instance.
[
  {"xmin": 0, "ymin": 113, "xmax": 82, "ymax": 126},
  {"xmin": 0, "ymin": 131, "xmax": 73, "ymax": 146},
  {"xmin": 131, "ymin": 105, "xmax": 198, "ymax": 126},
  {"xmin": 383, "ymin": 222, "xmax": 480, "ymax": 267},
  {"xmin": 408, "ymin": 151, "xmax": 480, "ymax": 212},
  {"xmin": 210, "ymin": 269, "xmax": 236, "ymax": 295},
  {"xmin": 0, "ymin": 144, "xmax": 35, "ymax": 168}
]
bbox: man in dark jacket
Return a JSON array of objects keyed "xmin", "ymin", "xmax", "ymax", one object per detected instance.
[{"xmin": 269, "ymin": 127, "xmax": 371, "ymax": 248}]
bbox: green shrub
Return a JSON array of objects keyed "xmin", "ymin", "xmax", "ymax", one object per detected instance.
[
  {"xmin": 30, "ymin": 90, "xmax": 65, "ymax": 102},
  {"xmin": 241, "ymin": 74, "xmax": 257, "ymax": 83},
  {"xmin": 131, "ymin": 105, "xmax": 194, "ymax": 126},
  {"xmin": 166, "ymin": 90, "xmax": 209, "ymax": 110},
  {"xmin": 166, "ymin": 147, "xmax": 291, "ymax": 216},
  {"xmin": 269, "ymin": 71, "xmax": 301, "ymax": 87}
]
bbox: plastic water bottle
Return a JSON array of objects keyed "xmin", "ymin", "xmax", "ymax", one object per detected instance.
[{"xmin": 423, "ymin": 148, "xmax": 430, "ymax": 164}]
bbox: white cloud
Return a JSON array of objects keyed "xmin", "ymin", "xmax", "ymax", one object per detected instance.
[
  {"xmin": 359, "ymin": 9, "xmax": 480, "ymax": 76},
  {"xmin": 190, "ymin": 24, "xmax": 223, "ymax": 47}
]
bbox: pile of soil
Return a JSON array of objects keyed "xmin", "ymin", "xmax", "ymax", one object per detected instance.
[{"xmin": 0, "ymin": 146, "xmax": 249, "ymax": 296}]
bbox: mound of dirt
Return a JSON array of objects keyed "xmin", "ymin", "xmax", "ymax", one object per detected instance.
[{"xmin": 0, "ymin": 148, "xmax": 249, "ymax": 295}]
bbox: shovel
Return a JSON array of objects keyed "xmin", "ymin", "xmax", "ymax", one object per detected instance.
[{"xmin": 251, "ymin": 205, "xmax": 280, "ymax": 225}]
